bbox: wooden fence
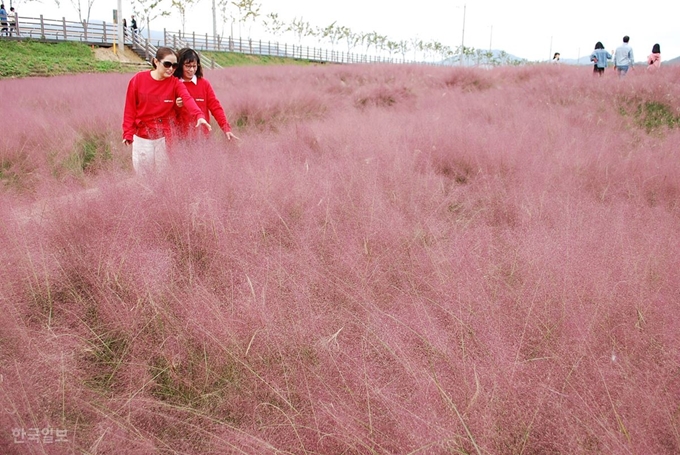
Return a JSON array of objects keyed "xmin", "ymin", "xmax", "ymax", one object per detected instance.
[
  {"xmin": 7, "ymin": 15, "xmax": 119, "ymax": 44},
  {"xmin": 163, "ymin": 30, "xmax": 413, "ymax": 65},
  {"xmin": 2, "ymin": 15, "xmax": 419, "ymax": 66}
]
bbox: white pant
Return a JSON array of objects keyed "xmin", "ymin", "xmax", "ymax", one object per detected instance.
[{"xmin": 132, "ymin": 135, "xmax": 169, "ymax": 177}]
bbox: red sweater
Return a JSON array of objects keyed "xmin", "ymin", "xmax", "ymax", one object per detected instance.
[
  {"xmin": 122, "ymin": 71, "xmax": 205, "ymax": 142},
  {"xmin": 177, "ymin": 77, "xmax": 232, "ymax": 139}
]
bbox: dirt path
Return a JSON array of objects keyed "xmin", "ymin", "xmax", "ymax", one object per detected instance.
[
  {"xmin": 94, "ymin": 46, "xmax": 147, "ymax": 65},
  {"xmin": 10, "ymin": 178, "xmax": 154, "ymax": 227}
]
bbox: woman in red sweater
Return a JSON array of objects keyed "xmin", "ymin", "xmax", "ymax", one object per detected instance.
[
  {"xmin": 122, "ymin": 47, "xmax": 211, "ymax": 176},
  {"xmin": 173, "ymin": 48, "xmax": 238, "ymax": 141}
]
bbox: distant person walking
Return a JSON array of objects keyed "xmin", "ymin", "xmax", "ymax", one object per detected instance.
[
  {"xmin": 0, "ymin": 4, "xmax": 8, "ymax": 36},
  {"xmin": 9, "ymin": 6, "xmax": 17, "ymax": 36},
  {"xmin": 613, "ymin": 35, "xmax": 634, "ymax": 77},
  {"xmin": 130, "ymin": 15, "xmax": 138, "ymax": 37},
  {"xmin": 590, "ymin": 42, "xmax": 612, "ymax": 76},
  {"xmin": 647, "ymin": 43, "xmax": 661, "ymax": 71},
  {"xmin": 173, "ymin": 48, "xmax": 238, "ymax": 142},
  {"xmin": 552, "ymin": 52, "xmax": 561, "ymax": 64},
  {"xmin": 122, "ymin": 47, "xmax": 211, "ymax": 176},
  {"xmin": 122, "ymin": 18, "xmax": 127, "ymax": 38}
]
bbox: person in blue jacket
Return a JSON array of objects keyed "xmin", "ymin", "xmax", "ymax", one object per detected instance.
[
  {"xmin": 614, "ymin": 35, "xmax": 634, "ymax": 77},
  {"xmin": 0, "ymin": 4, "xmax": 8, "ymax": 36},
  {"xmin": 590, "ymin": 42, "xmax": 612, "ymax": 76}
]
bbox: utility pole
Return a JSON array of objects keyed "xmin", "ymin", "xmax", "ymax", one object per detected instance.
[
  {"xmin": 117, "ymin": 0, "xmax": 123, "ymax": 53},
  {"xmin": 489, "ymin": 25, "xmax": 492, "ymax": 51},
  {"xmin": 460, "ymin": 4, "xmax": 466, "ymax": 66},
  {"xmin": 212, "ymin": 0, "xmax": 216, "ymax": 40}
]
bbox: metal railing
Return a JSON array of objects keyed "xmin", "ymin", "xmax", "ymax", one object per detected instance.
[
  {"xmin": 163, "ymin": 32, "xmax": 222, "ymax": 69},
  {"xmin": 2, "ymin": 15, "xmax": 420, "ymax": 66},
  {"xmin": 124, "ymin": 28, "xmax": 157, "ymax": 65},
  {"xmin": 8, "ymin": 15, "xmax": 119, "ymax": 43},
  {"xmin": 161, "ymin": 30, "xmax": 406, "ymax": 64}
]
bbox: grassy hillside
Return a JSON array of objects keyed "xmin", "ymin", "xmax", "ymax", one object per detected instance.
[
  {"xmin": 203, "ymin": 50, "xmax": 316, "ymax": 67},
  {"xmin": 2, "ymin": 62, "xmax": 680, "ymax": 453},
  {"xmin": 0, "ymin": 40, "xmax": 314, "ymax": 79},
  {"xmin": 0, "ymin": 40, "xmax": 132, "ymax": 78}
]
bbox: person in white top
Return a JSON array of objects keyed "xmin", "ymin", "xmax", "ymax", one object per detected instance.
[
  {"xmin": 613, "ymin": 36, "xmax": 634, "ymax": 77},
  {"xmin": 9, "ymin": 6, "xmax": 18, "ymax": 36}
]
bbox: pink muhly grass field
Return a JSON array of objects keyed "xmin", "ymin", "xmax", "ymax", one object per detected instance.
[{"xmin": 1, "ymin": 62, "xmax": 679, "ymax": 454}]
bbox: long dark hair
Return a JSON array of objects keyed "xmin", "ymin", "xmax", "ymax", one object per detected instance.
[
  {"xmin": 595, "ymin": 41, "xmax": 604, "ymax": 50},
  {"xmin": 652, "ymin": 43, "xmax": 661, "ymax": 54},
  {"xmin": 174, "ymin": 48, "xmax": 204, "ymax": 79}
]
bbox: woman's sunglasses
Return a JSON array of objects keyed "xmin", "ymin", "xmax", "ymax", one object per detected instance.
[{"xmin": 160, "ymin": 60, "xmax": 179, "ymax": 69}]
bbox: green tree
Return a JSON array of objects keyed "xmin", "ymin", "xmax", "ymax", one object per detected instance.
[
  {"xmin": 216, "ymin": 0, "xmax": 235, "ymax": 38},
  {"xmin": 409, "ymin": 36, "xmax": 423, "ymax": 61},
  {"xmin": 398, "ymin": 40, "xmax": 410, "ymax": 62},
  {"xmin": 68, "ymin": 0, "xmax": 98, "ymax": 23},
  {"xmin": 170, "ymin": 0, "xmax": 199, "ymax": 35},
  {"xmin": 230, "ymin": 0, "xmax": 260, "ymax": 38},
  {"xmin": 363, "ymin": 31, "xmax": 386, "ymax": 55},
  {"xmin": 386, "ymin": 40, "xmax": 399, "ymax": 59},
  {"xmin": 262, "ymin": 12, "xmax": 285, "ymax": 37},
  {"xmin": 340, "ymin": 26, "xmax": 362, "ymax": 55},
  {"xmin": 132, "ymin": 0, "xmax": 170, "ymax": 41},
  {"xmin": 320, "ymin": 22, "xmax": 343, "ymax": 51},
  {"xmin": 288, "ymin": 17, "xmax": 312, "ymax": 45}
]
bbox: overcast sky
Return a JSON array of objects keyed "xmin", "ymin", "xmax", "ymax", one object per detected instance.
[{"xmin": 18, "ymin": 0, "xmax": 680, "ymax": 62}]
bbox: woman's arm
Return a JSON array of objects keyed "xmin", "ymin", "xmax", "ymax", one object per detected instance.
[
  {"xmin": 204, "ymin": 79, "xmax": 231, "ymax": 133},
  {"xmin": 122, "ymin": 75, "xmax": 139, "ymax": 143},
  {"xmin": 175, "ymin": 79, "xmax": 211, "ymax": 130}
]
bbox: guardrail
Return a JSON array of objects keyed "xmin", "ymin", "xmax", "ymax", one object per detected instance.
[
  {"xmin": 8, "ymin": 15, "xmax": 118, "ymax": 43},
  {"xmin": 164, "ymin": 33, "xmax": 222, "ymax": 69},
  {"xmin": 2, "ymin": 15, "xmax": 419, "ymax": 66},
  {"xmin": 162, "ymin": 30, "xmax": 409, "ymax": 65}
]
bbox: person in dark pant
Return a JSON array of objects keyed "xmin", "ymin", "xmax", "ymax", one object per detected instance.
[
  {"xmin": 0, "ymin": 4, "xmax": 8, "ymax": 36},
  {"xmin": 130, "ymin": 16, "xmax": 138, "ymax": 36},
  {"xmin": 590, "ymin": 42, "xmax": 612, "ymax": 76}
]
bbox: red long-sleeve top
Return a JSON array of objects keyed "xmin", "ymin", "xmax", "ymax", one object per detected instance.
[
  {"xmin": 177, "ymin": 77, "xmax": 232, "ymax": 139},
  {"xmin": 122, "ymin": 70, "xmax": 206, "ymax": 142}
]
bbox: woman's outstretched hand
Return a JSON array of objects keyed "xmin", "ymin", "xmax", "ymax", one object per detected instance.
[{"xmin": 196, "ymin": 118, "xmax": 212, "ymax": 131}]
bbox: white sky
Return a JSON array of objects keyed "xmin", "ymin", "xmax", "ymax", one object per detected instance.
[{"xmin": 15, "ymin": 0, "xmax": 680, "ymax": 62}]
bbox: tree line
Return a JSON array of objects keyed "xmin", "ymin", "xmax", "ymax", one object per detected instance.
[{"xmin": 48, "ymin": 0, "xmax": 527, "ymax": 65}]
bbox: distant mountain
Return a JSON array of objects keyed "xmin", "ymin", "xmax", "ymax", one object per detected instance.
[
  {"xmin": 663, "ymin": 55, "xmax": 680, "ymax": 65},
  {"xmin": 559, "ymin": 56, "xmax": 594, "ymax": 65},
  {"xmin": 440, "ymin": 49, "xmax": 527, "ymax": 66},
  {"xmin": 561, "ymin": 54, "xmax": 680, "ymax": 66}
]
